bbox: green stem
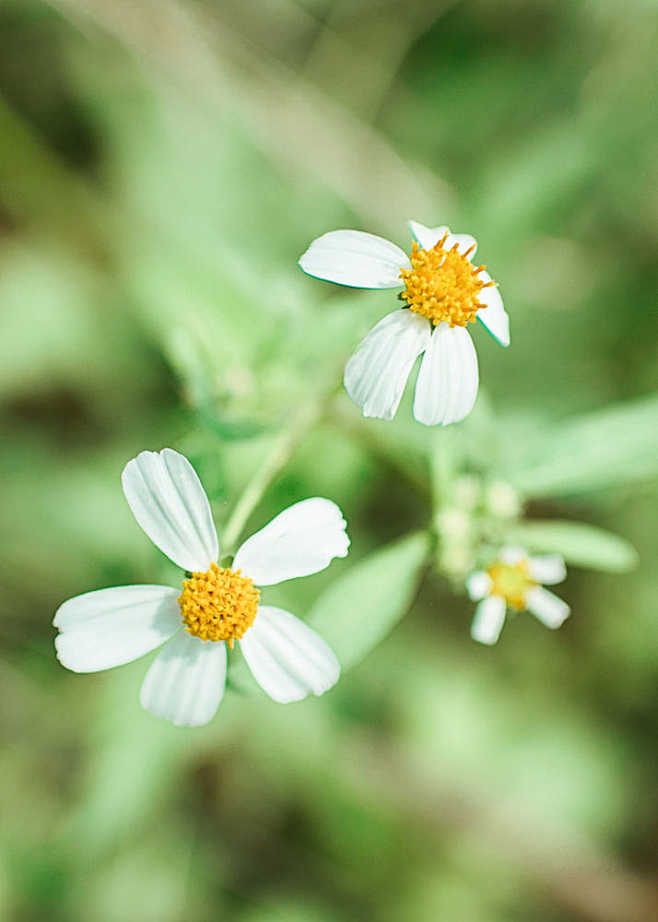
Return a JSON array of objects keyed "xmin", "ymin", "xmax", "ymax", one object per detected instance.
[{"xmin": 221, "ymin": 397, "xmax": 325, "ymax": 553}]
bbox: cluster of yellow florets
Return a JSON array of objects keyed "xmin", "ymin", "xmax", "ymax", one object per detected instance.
[
  {"xmin": 486, "ymin": 558, "xmax": 537, "ymax": 610},
  {"xmin": 179, "ymin": 563, "xmax": 259, "ymax": 645},
  {"xmin": 399, "ymin": 234, "xmax": 493, "ymax": 327}
]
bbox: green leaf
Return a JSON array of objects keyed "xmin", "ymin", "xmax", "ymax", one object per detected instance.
[
  {"xmin": 509, "ymin": 520, "xmax": 638, "ymax": 573},
  {"xmin": 307, "ymin": 531, "xmax": 431, "ymax": 670},
  {"xmin": 197, "ymin": 404, "xmax": 270, "ymax": 441},
  {"xmin": 226, "ymin": 531, "xmax": 431, "ymax": 695},
  {"xmin": 65, "ymin": 665, "xmax": 192, "ymax": 855},
  {"xmin": 502, "ymin": 394, "xmax": 658, "ymax": 497}
]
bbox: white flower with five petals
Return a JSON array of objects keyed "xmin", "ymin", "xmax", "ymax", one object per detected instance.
[
  {"xmin": 299, "ymin": 221, "xmax": 510, "ymax": 425},
  {"xmin": 54, "ymin": 449, "xmax": 349, "ymax": 726},
  {"xmin": 467, "ymin": 547, "xmax": 570, "ymax": 645}
]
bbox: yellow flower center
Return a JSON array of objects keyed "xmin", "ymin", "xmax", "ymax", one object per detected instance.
[
  {"xmin": 486, "ymin": 558, "xmax": 537, "ymax": 611},
  {"xmin": 399, "ymin": 233, "xmax": 494, "ymax": 327},
  {"xmin": 179, "ymin": 563, "xmax": 259, "ymax": 646}
]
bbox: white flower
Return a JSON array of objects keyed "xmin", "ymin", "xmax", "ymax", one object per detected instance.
[
  {"xmin": 54, "ymin": 449, "xmax": 350, "ymax": 726},
  {"xmin": 299, "ymin": 220, "xmax": 510, "ymax": 425},
  {"xmin": 466, "ymin": 546, "xmax": 570, "ymax": 645}
]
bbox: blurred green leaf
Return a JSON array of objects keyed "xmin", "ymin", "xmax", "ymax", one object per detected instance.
[
  {"xmin": 62, "ymin": 666, "xmax": 200, "ymax": 857},
  {"xmin": 197, "ymin": 404, "xmax": 270, "ymax": 441},
  {"xmin": 2, "ymin": 3, "xmax": 658, "ymax": 920},
  {"xmin": 307, "ymin": 531, "xmax": 430, "ymax": 669},
  {"xmin": 502, "ymin": 395, "xmax": 658, "ymax": 497},
  {"xmin": 509, "ymin": 520, "xmax": 638, "ymax": 572},
  {"xmin": 227, "ymin": 531, "xmax": 430, "ymax": 693}
]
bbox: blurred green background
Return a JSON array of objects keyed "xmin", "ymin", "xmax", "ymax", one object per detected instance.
[{"xmin": 1, "ymin": 1, "xmax": 657, "ymax": 920}]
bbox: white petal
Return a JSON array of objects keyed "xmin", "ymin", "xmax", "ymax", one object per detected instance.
[
  {"xmin": 299, "ymin": 230, "xmax": 410, "ymax": 288},
  {"xmin": 525, "ymin": 586, "xmax": 570, "ymax": 629},
  {"xmin": 54, "ymin": 585, "xmax": 181, "ymax": 673},
  {"xmin": 344, "ymin": 309, "xmax": 431, "ymax": 420},
  {"xmin": 408, "ymin": 221, "xmax": 478, "ymax": 258},
  {"xmin": 239, "ymin": 606, "xmax": 340, "ymax": 703},
  {"xmin": 466, "ymin": 571, "xmax": 492, "ymax": 601},
  {"xmin": 413, "ymin": 323, "xmax": 479, "ymax": 426},
  {"xmin": 122, "ymin": 448, "xmax": 218, "ymax": 572},
  {"xmin": 234, "ymin": 498, "xmax": 349, "ymax": 586},
  {"xmin": 471, "ymin": 596, "xmax": 506, "ymax": 645},
  {"xmin": 527, "ymin": 555, "xmax": 567, "ymax": 586},
  {"xmin": 140, "ymin": 630, "xmax": 227, "ymax": 727},
  {"xmin": 476, "ymin": 271, "xmax": 510, "ymax": 347},
  {"xmin": 409, "ymin": 220, "xmax": 449, "ymax": 250},
  {"xmin": 499, "ymin": 546, "xmax": 526, "ymax": 566}
]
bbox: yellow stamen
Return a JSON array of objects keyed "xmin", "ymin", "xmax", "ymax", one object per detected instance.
[
  {"xmin": 399, "ymin": 234, "xmax": 495, "ymax": 327},
  {"xmin": 486, "ymin": 558, "xmax": 537, "ymax": 611},
  {"xmin": 179, "ymin": 563, "xmax": 259, "ymax": 646}
]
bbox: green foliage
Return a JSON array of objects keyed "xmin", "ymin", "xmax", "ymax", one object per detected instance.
[
  {"xmin": 510, "ymin": 520, "xmax": 638, "ymax": 573},
  {"xmin": 307, "ymin": 531, "xmax": 431, "ymax": 669},
  {"xmin": 1, "ymin": 1, "xmax": 657, "ymax": 921},
  {"xmin": 227, "ymin": 531, "xmax": 430, "ymax": 693},
  {"xmin": 502, "ymin": 395, "xmax": 658, "ymax": 497}
]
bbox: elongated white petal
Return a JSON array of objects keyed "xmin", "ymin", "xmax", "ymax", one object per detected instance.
[
  {"xmin": 140, "ymin": 630, "xmax": 227, "ymax": 727},
  {"xmin": 299, "ymin": 230, "xmax": 410, "ymax": 288},
  {"xmin": 528, "ymin": 555, "xmax": 567, "ymax": 585},
  {"xmin": 471, "ymin": 596, "xmax": 506, "ymax": 645},
  {"xmin": 466, "ymin": 571, "xmax": 492, "ymax": 601},
  {"xmin": 408, "ymin": 221, "xmax": 477, "ymax": 258},
  {"xmin": 525, "ymin": 586, "xmax": 570, "ymax": 629},
  {"xmin": 239, "ymin": 606, "xmax": 340, "ymax": 703},
  {"xmin": 122, "ymin": 448, "xmax": 218, "ymax": 572},
  {"xmin": 413, "ymin": 323, "xmax": 479, "ymax": 426},
  {"xmin": 54, "ymin": 585, "xmax": 180, "ymax": 673},
  {"xmin": 234, "ymin": 498, "xmax": 349, "ymax": 586},
  {"xmin": 344, "ymin": 309, "xmax": 431, "ymax": 420},
  {"xmin": 476, "ymin": 271, "xmax": 510, "ymax": 347}
]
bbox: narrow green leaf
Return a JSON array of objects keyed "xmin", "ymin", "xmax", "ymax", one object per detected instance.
[
  {"xmin": 227, "ymin": 532, "xmax": 431, "ymax": 694},
  {"xmin": 509, "ymin": 520, "xmax": 638, "ymax": 573},
  {"xmin": 502, "ymin": 394, "xmax": 658, "ymax": 497},
  {"xmin": 307, "ymin": 531, "xmax": 431, "ymax": 670}
]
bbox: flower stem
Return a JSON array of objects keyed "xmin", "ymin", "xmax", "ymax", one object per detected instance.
[{"xmin": 221, "ymin": 397, "xmax": 325, "ymax": 553}]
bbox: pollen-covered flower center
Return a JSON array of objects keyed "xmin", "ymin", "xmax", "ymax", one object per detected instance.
[
  {"xmin": 486, "ymin": 559, "xmax": 536, "ymax": 611},
  {"xmin": 179, "ymin": 563, "xmax": 259, "ymax": 645},
  {"xmin": 399, "ymin": 234, "xmax": 494, "ymax": 327}
]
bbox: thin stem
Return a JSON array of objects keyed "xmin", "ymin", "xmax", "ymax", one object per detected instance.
[{"xmin": 221, "ymin": 397, "xmax": 324, "ymax": 553}]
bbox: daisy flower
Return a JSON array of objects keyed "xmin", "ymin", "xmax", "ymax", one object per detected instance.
[
  {"xmin": 467, "ymin": 547, "xmax": 570, "ymax": 645},
  {"xmin": 54, "ymin": 449, "xmax": 349, "ymax": 726},
  {"xmin": 299, "ymin": 220, "xmax": 510, "ymax": 425}
]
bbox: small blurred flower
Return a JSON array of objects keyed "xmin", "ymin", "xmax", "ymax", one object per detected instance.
[
  {"xmin": 485, "ymin": 480, "xmax": 521, "ymax": 519},
  {"xmin": 467, "ymin": 547, "xmax": 569, "ymax": 645},
  {"xmin": 54, "ymin": 449, "xmax": 349, "ymax": 726},
  {"xmin": 453, "ymin": 475, "xmax": 481, "ymax": 511},
  {"xmin": 441, "ymin": 545, "xmax": 475, "ymax": 580},
  {"xmin": 437, "ymin": 507, "xmax": 472, "ymax": 541},
  {"xmin": 299, "ymin": 220, "xmax": 509, "ymax": 425}
]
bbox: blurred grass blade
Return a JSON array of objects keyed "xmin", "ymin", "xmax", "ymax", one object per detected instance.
[
  {"xmin": 510, "ymin": 520, "xmax": 638, "ymax": 572},
  {"xmin": 307, "ymin": 531, "xmax": 430, "ymax": 669},
  {"xmin": 503, "ymin": 394, "xmax": 658, "ymax": 497}
]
